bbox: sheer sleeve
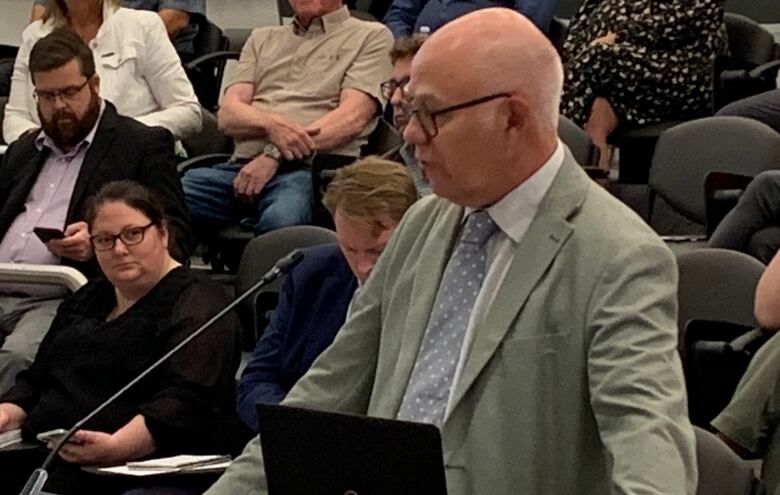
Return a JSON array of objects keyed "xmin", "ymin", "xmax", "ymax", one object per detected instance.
[{"xmin": 136, "ymin": 274, "xmax": 241, "ymax": 453}]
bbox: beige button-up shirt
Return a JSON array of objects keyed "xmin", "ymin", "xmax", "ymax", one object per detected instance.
[{"xmin": 228, "ymin": 6, "xmax": 393, "ymax": 160}]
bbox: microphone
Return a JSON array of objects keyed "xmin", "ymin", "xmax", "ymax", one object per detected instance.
[{"xmin": 19, "ymin": 249, "xmax": 305, "ymax": 495}]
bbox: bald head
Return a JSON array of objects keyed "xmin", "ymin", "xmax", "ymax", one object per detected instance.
[{"xmin": 413, "ymin": 8, "xmax": 563, "ymax": 134}]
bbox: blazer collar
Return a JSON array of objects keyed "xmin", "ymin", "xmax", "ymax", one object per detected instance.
[
  {"xmin": 444, "ymin": 151, "xmax": 591, "ymax": 423},
  {"xmin": 66, "ymin": 102, "xmax": 118, "ymax": 222}
]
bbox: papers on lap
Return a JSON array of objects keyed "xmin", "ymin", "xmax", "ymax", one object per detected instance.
[{"xmin": 98, "ymin": 455, "xmax": 231, "ymax": 476}]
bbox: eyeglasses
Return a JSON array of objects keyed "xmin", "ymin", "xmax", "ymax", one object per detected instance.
[
  {"xmin": 33, "ymin": 78, "xmax": 90, "ymax": 104},
  {"xmin": 90, "ymin": 223, "xmax": 155, "ymax": 251},
  {"xmin": 401, "ymin": 91, "xmax": 512, "ymax": 139},
  {"xmin": 380, "ymin": 76, "xmax": 410, "ymax": 101}
]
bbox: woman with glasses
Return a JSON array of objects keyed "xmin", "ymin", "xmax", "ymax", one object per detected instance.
[
  {"xmin": 560, "ymin": 0, "xmax": 726, "ymax": 169},
  {"xmin": 2, "ymin": 0, "xmax": 200, "ymax": 144},
  {"xmin": 0, "ymin": 181, "xmax": 245, "ymax": 495}
]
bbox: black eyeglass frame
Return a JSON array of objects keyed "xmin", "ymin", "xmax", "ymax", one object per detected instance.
[
  {"xmin": 380, "ymin": 75, "xmax": 411, "ymax": 101},
  {"xmin": 33, "ymin": 78, "xmax": 91, "ymax": 104},
  {"xmin": 402, "ymin": 91, "xmax": 512, "ymax": 138},
  {"xmin": 90, "ymin": 223, "xmax": 156, "ymax": 251}
]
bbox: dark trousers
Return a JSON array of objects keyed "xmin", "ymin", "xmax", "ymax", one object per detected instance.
[{"xmin": 716, "ymin": 88, "xmax": 780, "ymax": 135}]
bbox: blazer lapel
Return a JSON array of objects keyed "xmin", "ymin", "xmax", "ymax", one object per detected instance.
[
  {"xmin": 386, "ymin": 201, "xmax": 464, "ymax": 416},
  {"xmin": 66, "ymin": 104, "xmax": 118, "ymax": 221},
  {"xmin": 445, "ymin": 155, "xmax": 591, "ymax": 421},
  {"xmin": 0, "ymin": 147, "xmax": 49, "ymax": 237}
]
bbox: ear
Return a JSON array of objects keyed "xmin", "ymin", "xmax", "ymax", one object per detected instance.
[
  {"xmin": 506, "ymin": 95, "xmax": 528, "ymax": 131},
  {"xmin": 90, "ymin": 74, "xmax": 100, "ymax": 94}
]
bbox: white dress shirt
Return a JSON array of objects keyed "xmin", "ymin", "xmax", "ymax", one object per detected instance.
[
  {"xmin": 445, "ymin": 140, "xmax": 565, "ymax": 417},
  {"xmin": 2, "ymin": 3, "xmax": 201, "ymax": 143}
]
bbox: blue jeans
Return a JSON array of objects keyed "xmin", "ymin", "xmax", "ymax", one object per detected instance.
[{"xmin": 182, "ymin": 162, "xmax": 313, "ymax": 236}]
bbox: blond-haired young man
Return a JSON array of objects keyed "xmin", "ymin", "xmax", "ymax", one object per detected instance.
[{"xmin": 235, "ymin": 157, "xmax": 416, "ymax": 431}]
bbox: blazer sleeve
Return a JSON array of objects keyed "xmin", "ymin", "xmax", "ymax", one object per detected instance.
[
  {"xmin": 586, "ymin": 241, "xmax": 697, "ymax": 495},
  {"xmin": 235, "ymin": 272, "xmax": 296, "ymax": 430},
  {"xmin": 134, "ymin": 12, "xmax": 202, "ymax": 140},
  {"xmin": 137, "ymin": 126, "xmax": 194, "ymax": 262}
]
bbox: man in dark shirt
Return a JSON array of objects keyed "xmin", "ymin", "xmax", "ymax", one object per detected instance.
[{"xmin": 235, "ymin": 157, "xmax": 417, "ymax": 430}]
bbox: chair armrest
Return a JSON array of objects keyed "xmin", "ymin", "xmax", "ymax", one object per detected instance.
[
  {"xmin": 185, "ymin": 51, "xmax": 241, "ymax": 71},
  {"xmin": 748, "ymin": 59, "xmax": 780, "ymax": 80},
  {"xmin": 729, "ymin": 328, "xmax": 772, "ymax": 355},
  {"xmin": 0, "ymin": 263, "xmax": 87, "ymax": 292},
  {"xmin": 177, "ymin": 153, "xmax": 232, "ymax": 175}
]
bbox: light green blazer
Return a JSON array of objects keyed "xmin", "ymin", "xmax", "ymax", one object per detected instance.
[{"xmin": 206, "ymin": 153, "xmax": 697, "ymax": 495}]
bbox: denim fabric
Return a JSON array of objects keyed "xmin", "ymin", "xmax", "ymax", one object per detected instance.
[{"xmin": 182, "ymin": 162, "xmax": 313, "ymax": 236}]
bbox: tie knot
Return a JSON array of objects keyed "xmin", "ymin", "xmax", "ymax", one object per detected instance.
[{"xmin": 460, "ymin": 210, "xmax": 498, "ymax": 248}]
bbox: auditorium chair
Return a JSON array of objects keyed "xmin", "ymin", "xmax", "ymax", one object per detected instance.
[
  {"xmin": 684, "ymin": 319, "xmax": 771, "ymax": 428},
  {"xmin": 694, "ymin": 426, "xmax": 765, "ymax": 495},
  {"xmin": 235, "ymin": 225, "xmax": 337, "ymax": 347},
  {"xmin": 557, "ymin": 114, "xmax": 601, "ymax": 169},
  {"xmin": 676, "ymin": 248, "xmax": 764, "ymax": 351},
  {"xmin": 0, "ymin": 96, "xmax": 8, "ymax": 147},
  {"xmin": 184, "ymin": 19, "xmax": 230, "ymax": 112},
  {"xmin": 0, "ymin": 263, "xmax": 87, "ymax": 293},
  {"xmin": 648, "ymin": 116, "xmax": 780, "ymax": 228},
  {"xmin": 714, "ymin": 13, "xmax": 780, "ymax": 112}
]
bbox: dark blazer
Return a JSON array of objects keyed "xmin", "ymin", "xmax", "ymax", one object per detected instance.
[
  {"xmin": 236, "ymin": 243, "xmax": 358, "ymax": 430},
  {"xmin": 0, "ymin": 102, "xmax": 194, "ymax": 274}
]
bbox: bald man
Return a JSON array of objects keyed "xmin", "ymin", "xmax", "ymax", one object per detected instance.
[{"xmin": 204, "ymin": 8, "xmax": 696, "ymax": 495}]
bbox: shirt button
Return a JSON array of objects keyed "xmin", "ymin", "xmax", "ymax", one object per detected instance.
[
  {"xmin": 21, "ymin": 233, "xmax": 27, "ymax": 238},
  {"xmin": 36, "ymin": 208, "xmax": 42, "ymax": 213},
  {"xmin": 49, "ymin": 184, "xmax": 55, "ymax": 188}
]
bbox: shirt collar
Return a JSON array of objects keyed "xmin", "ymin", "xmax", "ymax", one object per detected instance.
[
  {"xmin": 465, "ymin": 139, "xmax": 565, "ymax": 243},
  {"xmin": 293, "ymin": 5, "xmax": 350, "ymax": 35},
  {"xmin": 35, "ymin": 99, "xmax": 106, "ymax": 155}
]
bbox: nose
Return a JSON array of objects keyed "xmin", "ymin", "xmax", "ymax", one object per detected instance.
[
  {"xmin": 51, "ymin": 95, "xmax": 68, "ymax": 110},
  {"xmin": 390, "ymin": 86, "xmax": 403, "ymax": 107},
  {"xmin": 356, "ymin": 257, "xmax": 375, "ymax": 281},
  {"xmin": 403, "ymin": 113, "xmax": 427, "ymax": 146},
  {"xmin": 112, "ymin": 237, "xmax": 130, "ymax": 255}
]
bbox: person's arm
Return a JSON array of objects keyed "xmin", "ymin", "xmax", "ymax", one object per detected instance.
[
  {"xmin": 218, "ymin": 84, "xmax": 317, "ymax": 160},
  {"xmin": 138, "ymin": 127, "xmax": 195, "ymax": 262},
  {"xmin": 134, "ymin": 13, "xmax": 201, "ymax": 139},
  {"xmin": 136, "ymin": 277, "xmax": 241, "ymax": 453},
  {"xmin": 157, "ymin": 8, "xmax": 190, "ymax": 38},
  {"xmin": 755, "ymin": 250, "xmax": 780, "ymax": 330},
  {"xmin": 29, "ymin": 1, "xmax": 45, "ymax": 23},
  {"xmin": 712, "ymin": 333, "xmax": 780, "ymax": 459},
  {"xmin": 587, "ymin": 242, "xmax": 697, "ymax": 494},
  {"xmin": 620, "ymin": 0, "xmax": 721, "ymax": 49},
  {"xmin": 236, "ymin": 273, "xmax": 297, "ymax": 430},
  {"xmin": 304, "ymin": 88, "xmax": 379, "ymax": 151},
  {"xmin": 2, "ymin": 32, "xmax": 38, "ymax": 144},
  {"xmin": 512, "ymin": 0, "xmax": 555, "ymax": 33},
  {"xmin": 57, "ymin": 414, "xmax": 157, "ymax": 466},
  {"xmin": 383, "ymin": 0, "xmax": 426, "ymax": 38},
  {"xmin": 304, "ymin": 26, "xmax": 394, "ymax": 151}
]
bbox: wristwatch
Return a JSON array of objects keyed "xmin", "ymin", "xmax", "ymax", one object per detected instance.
[{"xmin": 263, "ymin": 143, "xmax": 283, "ymax": 162}]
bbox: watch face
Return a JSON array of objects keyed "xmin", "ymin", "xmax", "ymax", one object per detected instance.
[{"xmin": 264, "ymin": 144, "xmax": 281, "ymax": 160}]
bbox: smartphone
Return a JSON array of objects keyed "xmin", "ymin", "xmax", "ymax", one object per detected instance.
[
  {"xmin": 33, "ymin": 227, "xmax": 65, "ymax": 243},
  {"xmin": 36, "ymin": 428, "xmax": 69, "ymax": 444}
]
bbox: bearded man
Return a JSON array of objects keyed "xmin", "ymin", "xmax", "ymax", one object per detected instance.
[{"xmin": 0, "ymin": 28, "xmax": 193, "ymax": 395}]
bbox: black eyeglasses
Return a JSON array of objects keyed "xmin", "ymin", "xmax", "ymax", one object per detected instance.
[
  {"xmin": 380, "ymin": 76, "xmax": 410, "ymax": 101},
  {"xmin": 401, "ymin": 92, "xmax": 512, "ymax": 139},
  {"xmin": 90, "ymin": 223, "xmax": 155, "ymax": 251},
  {"xmin": 33, "ymin": 78, "xmax": 90, "ymax": 104}
]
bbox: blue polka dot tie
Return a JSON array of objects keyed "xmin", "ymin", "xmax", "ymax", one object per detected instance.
[{"xmin": 397, "ymin": 209, "xmax": 499, "ymax": 426}]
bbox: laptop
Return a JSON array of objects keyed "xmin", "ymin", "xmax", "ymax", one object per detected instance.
[{"xmin": 256, "ymin": 403, "xmax": 448, "ymax": 495}]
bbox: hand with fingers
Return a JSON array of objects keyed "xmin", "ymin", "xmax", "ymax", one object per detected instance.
[
  {"xmin": 233, "ymin": 155, "xmax": 279, "ymax": 204},
  {"xmin": 265, "ymin": 114, "xmax": 320, "ymax": 161},
  {"xmin": 55, "ymin": 429, "xmax": 120, "ymax": 466},
  {"xmin": 45, "ymin": 221, "xmax": 94, "ymax": 262}
]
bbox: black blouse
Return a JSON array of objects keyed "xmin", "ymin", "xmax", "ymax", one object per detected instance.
[{"xmin": 1, "ymin": 267, "xmax": 244, "ymax": 455}]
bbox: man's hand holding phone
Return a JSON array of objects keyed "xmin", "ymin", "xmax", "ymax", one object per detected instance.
[{"xmin": 43, "ymin": 221, "xmax": 93, "ymax": 262}]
